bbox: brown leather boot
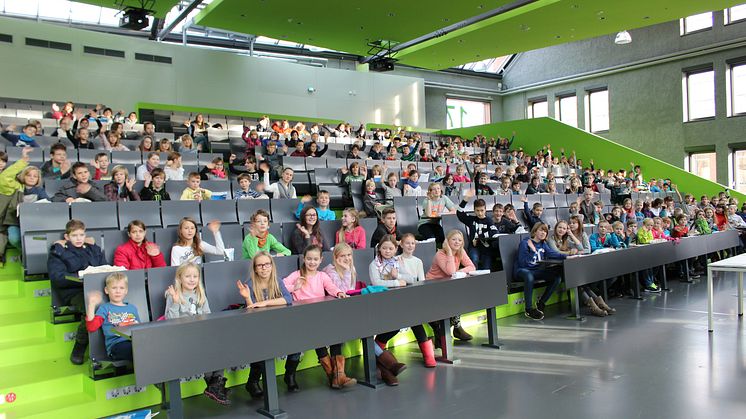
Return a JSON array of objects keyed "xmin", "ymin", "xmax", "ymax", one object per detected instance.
[
  {"xmin": 377, "ymin": 365, "xmax": 398, "ymax": 386},
  {"xmin": 586, "ymin": 298, "xmax": 608, "ymax": 317},
  {"xmin": 593, "ymin": 296, "xmax": 616, "ymax": 314},
  {"xmin": 331, "ymin": 355, "xmax": 357, "ymax": 389},
  {"xmin": 376, "ymin": 350, "xmax": 407, "ymax": 376},
  {"xmin": 318, "ymin": 355, "xmax": 334, "ymax": 387}
]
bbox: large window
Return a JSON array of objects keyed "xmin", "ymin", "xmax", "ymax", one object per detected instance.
[
  {"xmin": 556, "ymin": 95, "xmax": 578, "ymax": 127},
  {"xmin": 687, "ymin": 152, "xmax": 717, "ymax": 182},
  {"xmin": 683, "ymin": 69, "xmax": 715, "ymax": 121},
  {"xmin": 528, "ymin": 98, "xmax": 548, "ymax": 119},
  {"xmin": 725, "ymin": 5, "xmax": 746, "ymax": 25},
  {"xmin": 727, "ymin": 62, "xmax": 746, "ymax": 116},
  {"xmin": 681, "ymin": 12, "xmax": 713, "ymax": 35},
  {"xmin": 586, "ymin": 89, "xmax": 609, "ymax": 133},
  {"xmin": 733, "ymin": 150, "xmax": 746, "ymax": 193},
  {"xmin": 446, "ymin": 98, "xmax": 491, "ymax": 129}
]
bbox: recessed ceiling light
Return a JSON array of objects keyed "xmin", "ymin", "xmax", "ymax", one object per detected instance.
[
  {"xmin": 555, "ymin": 35, "xmax": 561, "ymax": 39},
  {"xmin": 643, "ymin": 16, "xmax": 650, "ymax": 19},
  {"xmin": 571, "ymin": 4, "xmax": 579, "ymax": 9},
  {"xmin": 388, "ymin": 12, "xmax": 395, "ymax": 17},
  {"xmin": 520, "ymin": 24, "xmax": 531, "ymax": 31},
  {"xmin": 444, "ymin": 18, "xmax": 449, "ymax": 22}
]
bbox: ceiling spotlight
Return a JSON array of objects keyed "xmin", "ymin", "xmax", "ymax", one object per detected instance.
[{"xmin": 615, "ymin": 30, "xmax": 632, "ymax": 44}]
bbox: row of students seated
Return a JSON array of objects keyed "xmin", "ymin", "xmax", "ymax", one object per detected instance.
[{"xmin": 58, "ymin": 214, "xmax": 480, "ymax": 403}]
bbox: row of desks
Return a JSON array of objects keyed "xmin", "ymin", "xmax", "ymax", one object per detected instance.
[{"xmin": 117, "ymin": 271, "xmax": 508, "ymax": 418}]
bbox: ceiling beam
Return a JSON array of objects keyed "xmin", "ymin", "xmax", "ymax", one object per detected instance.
[
  {"xmin": 360, "ymin": 0, "xmax": 537, "ymax": 64},
  {"xmin": 156, "ymin": 0, "xmax": 204, "ymax": 42}
]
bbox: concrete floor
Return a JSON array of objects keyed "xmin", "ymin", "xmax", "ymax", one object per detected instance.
[{"xmin": 151, "ymin": 272, "xmax": 746, "ymax": 419}]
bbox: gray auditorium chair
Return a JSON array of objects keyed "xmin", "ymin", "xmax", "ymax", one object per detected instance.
[
  {"xmin": 146, "ymin": 265, "xmax": 179, "ymax": 321},
  {"xmin": 543, "ymin": 208, "xmax": 559, "ymax": 227},
  {"xmin": 200, "ymin": 200, "xmax": 238, "ymax": 224},
  {"xmin": 111, "ymin": 150, "xmax": 143, "ymax": 165},
  {"xmin": 524, "ymin": 194, "xmax": 542, "ymax": 208},
  {"xmin": 305, "ymin": 157, "xmax": 327, "ymax": 170},
  {"xmin": 497, "ymin": 233, "xmax": 527, "ymax": 287},
  {"xmin": 5, "ymin": 146, "xmax": 44, "ymax": 163},
  {"xmin": 78, "ymin": 149, "xmax": 107, "ymax": 163},
  {"xmin": 200, "ymin": 180, "xmax": 232, "ymax": 198},
  {"xmin": 103, "ymin": 229, "xmax": 152, "ymax": 266},
  {"xmin": 153, "ymin": 227, "xmax": 178, "ymax": 264},
  {"xmin": 117, "ymin": 201, "xmax": 161, "ymax": 229},
  {"xmin": 326, "ymin": 157, "xmax": 347, "ymax": 169},
  {"xmin": 271, "ymin": 198, "xmax": 301, "ymax": 224},
  {"xmin": 413, "ymin": 240, "xmax": 436, "ymax": 274},
  {"xmin": 319, "ymin": 220, "xmax": 343, "ymax": 249},
  {"xmin": 237, "ymin": 199, "xmax": 271, "ymax": 225},
  {"xmin": 20, "ymin": 202, "xmax": 70, "ymax": 276},
  {"xmin": 274, "ymin": 254, "xmax": 300, "ymax": 282},
  {"xmin": 393, "ymin": 196, "xmax": 419, "ymax": 235},
  {"xmin": 203, "ymin": 260, "xmax": 252, "ymax": 312},
  {"xmin": 540, "ymin": 194, "xmax": 557, "ymax": 208},
  {"xmin": 281, "ymin": 156, "xmax": 307, "ymax": 172},
  {"xmin": 203, "ymin": 224, "xmax": 244, "ymax": 263},
  {"xmin": 441, "ymin": 214, "xmax": 468, "ymax": 242},
  {"xmin": 198, "ymin": 152, "xmax": 223, "ymax": 166},
  {"xmin": 281, "ymin": 222, "xmax": 299, "ymax": 253},
  {"xmin": 161, "ymin": 200, "xmax": 200, "ymax": 227},
  {"xmin": 165, "ymin": 180, "xmax": 187, "ymax": 199},
  {"xmin": 314, "ymin": 168, "xmax": 339, "ymax": 184},
  {"xmin": 83, "ymin": 269, "xmax": 148, "ymax": 377},
  {"xmin": 495, "ymin": 195, "xmax": 511, "ymax": 206},
  {"xmin": 358, "ymin": 217, "xmax": 377, "ymax": 242},
  {"xmin": 71, "ymin": 202, "xmax": 118, "ymax": 230},
  {"xmin": 179, "ymin": 152, "xmax": 198, "ymax": 165},
  {"xmin": 352, "ymin": 248, "xmax": 375, "ymax": 284}
]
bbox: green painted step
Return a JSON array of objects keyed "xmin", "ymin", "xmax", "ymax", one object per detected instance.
[
  {"xmin": 0, "ymin": 358, "xmax": 87, "ymax": 409},
  {"xmin": 4, "ymin": 392, "xmax": 96, "ymax": 419}
]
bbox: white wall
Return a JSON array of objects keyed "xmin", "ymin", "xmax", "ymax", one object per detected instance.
[{"xmin": 0, "ymin": 16, "xmax": 425, "ymax": 127}]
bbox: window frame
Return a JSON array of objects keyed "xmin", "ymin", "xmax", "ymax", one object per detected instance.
[
  {"xmin": 682, "ymin": 67, "xmax": 716, "ymax": 122},
  {"xmin": 726, "ymin": 59, "xmax": 746, "ymax": 117},
  {"xmin": 555, "ymin": 94, "xmax": 578, "ymax": 128},
  {"xmin": 585, "ymin": 88, "xmax": 609, "ymax": 133},
  {"xmin": 685, "ymin": 151, "xmax": 718, "ymax": 182},
  {"xmin": 680, "ymin": 12, "xmax": 714, "ymax": 36},
  {"xmin": 725, "ymin": 5, "xmax": 746, "ymax": 25},
  {"xmin": 527, "ymin": 97, "xmax": 548, "ymax": 119},
  {"xmin": 445, "ymin": 97, "xmax": 491, "ymax": 129}
]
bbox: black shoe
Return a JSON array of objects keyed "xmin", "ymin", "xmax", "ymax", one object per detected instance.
[
  {"xmin": 536, "ymin": 301, "xmax": 546, "ymax": 313},
  {"xmin": 70, "ymin": 341, "xmax": 87, "ymax": 365},
  {"xmin": 284, "ymin": 359, "xmax": 300, "ymax": 392},
  {"xmin": 525, "ymin": 308, "xmax": 544, "ymax": 320},
  {"xmin": 204, "ymin": 377, "xmax": 231, "ymax": 406},
  {"xmin": 452, "ymin": 325, "xmax": 473, "ymax": 341},
  {"xmin": 246, "ymin": 380, "xmax": 263, "ymax": 399}
]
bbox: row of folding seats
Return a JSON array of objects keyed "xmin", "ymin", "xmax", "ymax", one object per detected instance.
[
  {"xmin": 81, "ymin": 239, "xmax": 437, "ymax": 371},
  {"xmin": 19, "ymin": 199, "xmax": 383, "ymax": 276}
]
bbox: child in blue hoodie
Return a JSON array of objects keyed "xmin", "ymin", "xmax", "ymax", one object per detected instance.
[
  {"xmin": 514, "ymin": 223, "xmax": 567, "ymax": 320},
  {"xmin": 1, "ymin": 124, "xmax": 39, "ymax": 148},
  {"xmin": 589, "ymin": 221, "xmax": 612, "ymax": 253}
]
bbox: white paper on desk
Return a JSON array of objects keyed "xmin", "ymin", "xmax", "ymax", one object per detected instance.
[
  {"xmin": 468, "ymin": 270, "xmax": 491, "ymax": 276},
  {"xmin": 78, "ymin": 265, "xmax": 127, "ymax": 277}
]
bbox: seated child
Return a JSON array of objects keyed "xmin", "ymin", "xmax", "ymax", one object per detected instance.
[
  {"xmin": 40, "ymin": 143, "xmax": 71, "ymax": 180},
  {"xmin": 242, "ymin": 209, "xmax": 291, "ymax": 259},
  {"xmin": 458, "ymin": 190, "xmax": 499, "ymax": 270},
  {"xmin": 1, "ymin": 123, "xmax": 39, "ymax": 147},
  {"xmin": 48, "ymin": 219, "xmax": 106, "ymax": 364},
  {"xmin": 180, "ymin": 172, "xmax": 212, "ymax": 201},
  {"xmin": 139, "ymin": 168, "xmax": 171, "ymax": 201},
  {"xmin": 91, "ymin": 152, "xmax": 111, "ymax": 181},
  {"xmin": 295, "ymin": 190, "xmax": 334, "ymax": 220},
  {"xmin": 234, "ymin": 173, "xmax": 268, "ymax": 200},
  {"xmin": 51, "ymin": 162, "xmax": 107, "ymax": 203},
  {"xmin": 164, "ymin": 152, "xmax": 184, "ymax": 181},
  {"xmin": 200, "ymin": 157, "xmax": 227, "ymax": 180},
  {"xmin": 136, "ymin": 152, "xmax": 160, "ymax": 181},
  {"xmin": 264, "ymin": 167, "xmax": 296, "ymax": 199},
  {"xmin": 85, "ymin": 273, "xmax": 140, "ymax": 361}
]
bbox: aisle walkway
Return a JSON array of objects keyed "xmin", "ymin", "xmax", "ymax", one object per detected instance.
[{"xmin": 151, "ymin": 273, "xmax": 746, "ymax": 419}]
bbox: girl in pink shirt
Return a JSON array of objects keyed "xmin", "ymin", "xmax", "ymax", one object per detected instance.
[
  {"xmin": 425, "ymin": 230, "xmax": 476, "ymax": 346},
  {"xmin": 282, "ymin": 245, "xmax": 356, "ymax": 390},
  {"xmin": 335, "ymin": 208, "xmax": 366, "ymax": 249}
]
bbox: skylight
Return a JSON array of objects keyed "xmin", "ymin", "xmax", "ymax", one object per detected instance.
[{"xmin": 456, "ymin": 55, "xmax": 512, "ymax": 74}]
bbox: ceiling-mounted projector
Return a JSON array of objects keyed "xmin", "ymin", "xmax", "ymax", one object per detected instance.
[{"xmin": 120, "ymin": 8, "xmax": 150, "ymax": 30}]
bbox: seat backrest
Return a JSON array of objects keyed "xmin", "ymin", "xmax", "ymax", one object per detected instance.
[
  {"xmin": 118, "ymin": 201, "xmax": 161, "ymax": 228},
  {"xmin": 200, "ymin": 180, "xmax": 232, "ymax": 198},
  {"xmin": 281, "ymin": 156, "xmax": 307, "ymax": 171},
  {"xmin": 352, "ymin": 248, "xmax": 374, "ymax": 284},
  {"xmin": 161, "ymin": 200, "xmax": 201, "ymax": 227},
  {"xmin": 540, "ymin": 194, "xmax": 556, "ymax": 208},
  {"xmin": 281, "ymin": 221, "xmax": 298, "ymax": 253},
  {"xmin": 305, "ymin": 157, "xmax": 327, "ymax": 170},
  {"xmin": 318, "ymin": 220, "xmax": 343, "ymax": 251},
  {"xmin": 413, "ymin": 240, "xmax": 436, "ymax": 274},
  {"xmin": 314, "ymin": 168, "xmax": 339, "ymax": 184},
  {"xmin": 83, "ymin": 269, "xmax": 149, "ymax": 363},
  {"xmin": 275, "ymin": 254, "xmax": 300, "ymax": 283},
  {"xmin": 203, "ymin": 259, "xmax": 252, "ymax": 312},
  {"xmin": 237, "ymin": 199, "xmax": 271, "ymax": 225},
  {"xmin": 204, "ymin": 224, "xmax": 244, "ymax": 263},
  {"xmin": 497, "ymin": 233, "xmax": 526, "ymax": 283},
  {"xmin": 165, "ymin": 180, "xmax": 187, "ymax": 200},
  {"xmin": 271, "ymin": 198, "xmax": 301, "ymax": 224},
  {"xmin": 111, "ymin": 150, "xmax": 143, "ymax": 165},
  {"xmin": 152, "ymin": 227, "xmax": 178, "ymax": 265},
  {"xmin": 441, "ymin": 214, "xmax": 468, "ymax": 241},
  {"xmin": 201, "ymin": 200, "xmax": 238, "ymax": 224},
  {"xmin": 145, "ymin": 265, "xmax": 179, "ymax": 320},
  {"xmin": 393, "ymin": 196, "xmax": 419, "ymax": 235},
  {"xmin": 71, "ymin": 202, "xmax": 119, "ymax": 230},
  {"xmin": 358, "ymin": 217, "xmax": 378, "ymax": 246},
  {"xmin": 198, "ymin": 152, "xmax": 222, "ymax": 166}
]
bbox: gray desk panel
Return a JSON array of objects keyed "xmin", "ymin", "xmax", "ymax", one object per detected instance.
[{"xmin": 127, "ymin": 271, "xmax": 507, "ymax": 386}]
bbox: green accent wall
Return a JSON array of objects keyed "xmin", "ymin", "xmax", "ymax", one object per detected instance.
[{"xmin": 440, "ymin": 117, "xmax": 746, "ymax": 201}]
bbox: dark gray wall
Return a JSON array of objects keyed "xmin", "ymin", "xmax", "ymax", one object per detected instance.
[{"xmin": 501, "ymin": 10, "xmax": 746, "ymax": 187}]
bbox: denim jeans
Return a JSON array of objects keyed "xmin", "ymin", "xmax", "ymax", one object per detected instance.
[
  {"xmin": 468, "ymin": 245, "xmax": 493, "ymax": 270},
  {"xmin": 515, "ymin": 268, "xmax": 562, "ymax": 311}
]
